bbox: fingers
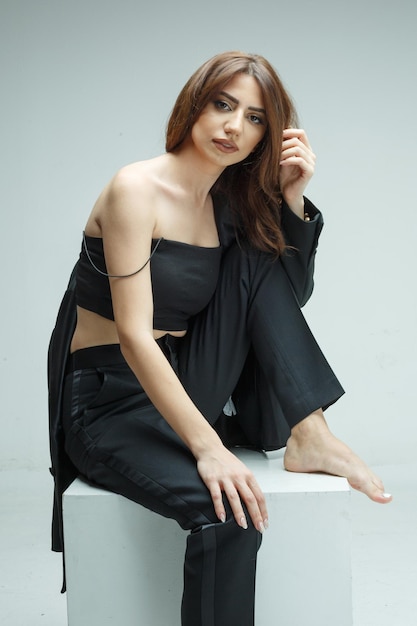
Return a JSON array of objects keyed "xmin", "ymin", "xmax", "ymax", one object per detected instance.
[
  {"xmin": 207, "ymin": 482, "xmax": 227, "ymax": 523},
  {"xmin": 281, "ymin": 129, "xmax": 315, "ymax": 165},
  {"xmin": 197, "ymin": 449, "xmax": 268, "ymax": 533},
  {"xmin": 232, "ymin": 477, "xmax": 268, "ymax": 532},
  {"xmin": 283, "ymin": 127, "xmax": 312, "ymax": 149},
  {"xmin": 282, "ymin": 130, "xmax": 312, "ymax": 160},
  {"xmin": 207, "ymin": 471, "xmax": 268, "ymax": 533}
]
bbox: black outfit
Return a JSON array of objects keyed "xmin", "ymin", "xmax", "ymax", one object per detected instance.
[
  {"xmin": 48, "ymin": 195, "xmax": 344, "ymax": 626},
  {"xmin": 77, "ymin": 234, "xmax": 222, "ymax": 329}
]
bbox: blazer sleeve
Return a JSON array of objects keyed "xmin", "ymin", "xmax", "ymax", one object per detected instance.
[
  {"xmin": 280, "ymin": 197, "xmax": 324, "ymax": 307},
  {"xmin": 48, "ymin": 264, "xmax": 79, "ymax": 557}
]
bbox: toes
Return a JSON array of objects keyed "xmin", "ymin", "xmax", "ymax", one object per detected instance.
[
  {"xmin": 348, "ymin": 475, "xmax": 392, "ymax": 503},
  {"xmin": 372, "ymin": 492, "xmax": 393, "ymax": 504},
  {"xmin": 370, "ymin": 475, "xmax": 392, "ymax": 503}
]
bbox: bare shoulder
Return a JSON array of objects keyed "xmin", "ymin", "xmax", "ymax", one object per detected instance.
[
  {"xmin": 106, "ymin": 161, "xmax": 155, "ymax": 215},
  {"xmin": 110, "ymin": 160, "xmax": 151, "ymax": 192},
  {"xmin": 91, "ymin": 158, "xmax": 163, "ymax": 235}
]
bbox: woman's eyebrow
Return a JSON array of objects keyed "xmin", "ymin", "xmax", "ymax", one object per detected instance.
[{"xmin": 219, "ymin": 91, "xmax": 266, "ymax": 114}]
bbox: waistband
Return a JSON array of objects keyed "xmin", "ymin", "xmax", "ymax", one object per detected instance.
[
  {"xmin": 69, "ymin": 335, "xmax": 182, "ymax": 372},
  {"xmin": 69, "ymin": 344, "xmax": 125, "ymax": 371}
]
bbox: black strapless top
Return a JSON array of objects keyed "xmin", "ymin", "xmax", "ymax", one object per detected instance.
[{"xmin": 75, "ymin": 235, "xmax": 222, "ymax": 331}]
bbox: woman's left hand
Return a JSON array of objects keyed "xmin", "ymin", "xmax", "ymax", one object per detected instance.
[{"xmin": 279, "ymin": 128, "xmax": 316, "ymax": 217}]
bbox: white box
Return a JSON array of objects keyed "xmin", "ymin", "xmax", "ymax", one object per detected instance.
[{"xmin": 63, "ymin": 448, "xmax": 352, "ymax": 625}]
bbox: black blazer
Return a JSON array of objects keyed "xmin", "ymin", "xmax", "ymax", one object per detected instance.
[{"xmin": 48, "ymin": 196, "xmax": 324, "ymax": 558}]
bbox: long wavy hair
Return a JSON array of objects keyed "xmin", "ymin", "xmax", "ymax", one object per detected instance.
[{"xmin": 165, "ymin": 51, "xmax": 298, "ymax": 255}]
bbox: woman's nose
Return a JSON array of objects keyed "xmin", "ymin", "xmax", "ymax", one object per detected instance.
[{"xmin": 225, "ymin": 111, "xmax": 243, "ymax": 135}]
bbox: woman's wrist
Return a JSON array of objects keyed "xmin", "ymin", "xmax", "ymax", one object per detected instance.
[
  {"xmin": 283, "ymin": 195, "xmax": 305, "ymax": 220},
  {"xmin": 188, "ymin": 424, "xmax": 224, "ymax": 460}
]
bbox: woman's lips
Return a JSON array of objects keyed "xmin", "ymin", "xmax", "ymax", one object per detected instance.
[{"xmin": 213, "ymin": 139, "xmax": 238, "ymax": 153}]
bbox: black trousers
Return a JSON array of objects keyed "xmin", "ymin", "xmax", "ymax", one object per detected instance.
[{"xmin": 62, "ymin": 243, "xmax": 344, "ymax": 626}]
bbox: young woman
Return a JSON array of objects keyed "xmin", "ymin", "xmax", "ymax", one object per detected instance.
[{"xmin": 49, "ymin": 51, "xmax": 391, "ymax": 625}]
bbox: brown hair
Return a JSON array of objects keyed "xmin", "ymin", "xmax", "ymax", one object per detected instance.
[{"xmin": 165, "ymin": 51, "xmax": 298, "ymax": 255}]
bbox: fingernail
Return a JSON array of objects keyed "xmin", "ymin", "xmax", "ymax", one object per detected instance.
[
  {"xmin": 220, "ymin": 513, "xmax": 226, "ymax": 523},
  {"xmin": 258, "ymin": 521, "xmax": 265, "ymax": 533},
  {"xmin": 382, "ymin": 493, "xmax": 392, "ymax": 499},
  {"xmin": 240, "ymin": 516, "xmax": 248, "ymax": 530},
  {"xmin": 264, "ymin": 518, "xmax": 269, "ymax": 530}
]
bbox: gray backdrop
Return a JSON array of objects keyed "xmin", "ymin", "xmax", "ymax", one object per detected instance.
[{"xmin": 1, "ymin": 0, "xmax": 416, "ymax": 470}]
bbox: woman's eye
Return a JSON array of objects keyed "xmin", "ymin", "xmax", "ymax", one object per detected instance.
[
  {"xmin": 249, "ymin": 114, "xmax": 264, "ymax": 125},
  {"xmin": 214, "ymin": 100, "xmax": 231, "ymax": 111}
]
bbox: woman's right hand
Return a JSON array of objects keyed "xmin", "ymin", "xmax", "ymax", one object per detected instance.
[{"xmin": 196, "ymin": 444, "xmax": 268, "ymax": 533}]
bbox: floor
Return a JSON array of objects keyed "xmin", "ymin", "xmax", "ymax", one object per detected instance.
[{"xmin": 1, "ymin": 464, "xmax": 416, "ymax": 626}]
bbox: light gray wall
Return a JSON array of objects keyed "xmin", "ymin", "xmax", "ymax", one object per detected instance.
[{"xmin": 1, "ymin": 0, "xmax": 416, "ymax": 469}]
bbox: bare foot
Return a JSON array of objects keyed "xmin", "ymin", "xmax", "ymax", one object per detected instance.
[{"xmin": 284, "ymin": 410, "xmax": 392, "ymax": 504}]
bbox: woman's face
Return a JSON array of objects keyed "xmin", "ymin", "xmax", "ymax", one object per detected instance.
[{"xmin": 189, "ymin": 73, "xmax": 267, "ymax": 169}]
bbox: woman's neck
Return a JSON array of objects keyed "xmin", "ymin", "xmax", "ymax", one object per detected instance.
[{"xmin": 159, "ymin": 147, "xmax": 224, "ymax": 207}]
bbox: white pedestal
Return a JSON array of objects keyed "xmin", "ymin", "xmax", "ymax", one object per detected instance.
[{"xmin": 63, "ymin": 448, "xmax": 352, "ymax": 626}]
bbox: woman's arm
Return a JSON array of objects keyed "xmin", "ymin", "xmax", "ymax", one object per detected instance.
[
  {"xmin": 98, "ymin": 167, "xmax": 268, "ymax": 532},
  {"xmin": 279, "ymin": 128, "xmax": 316, "ymax": 217},
  {"xmin": 280, "ymin": 199, "xmax": 323, "ymax": 306},
  {"xmin": 279, "ymin": 128, "xmax": 323, "ymax": 305}
]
